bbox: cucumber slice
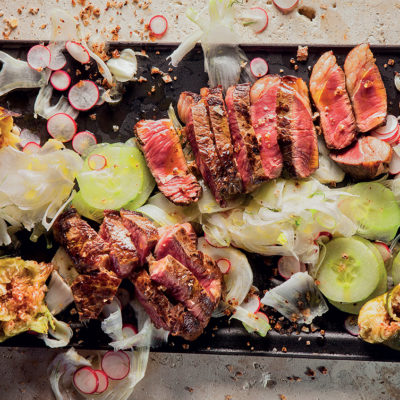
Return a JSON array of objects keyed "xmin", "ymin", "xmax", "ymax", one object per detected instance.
[
  {"xmin": 72, "ymin": 191, "xmax": 104, "ymax": 223},
  {"xmin": 316, "ymin": 236, "xmax": 383, "ymax": 303},
  {"xmin": 76, "ymin": 144, "xmax": 154, "ymax": 212},
  {"xmin": 338, "ymin": 182, "xmax": 400, "ymax": 242},
  {"xmin": 392, "ymin": 251, "xmax": 400, "ymax": 286}
]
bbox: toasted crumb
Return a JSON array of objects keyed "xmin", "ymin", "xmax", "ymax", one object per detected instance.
[
  {"xmin": 281, "ymin": 346, "xmax": 287, "ymax": 353},
  {"xmin": 151, "ymin": 66, "xmax": 161, "ymax": 75},
  {"xmin": 89, "ymin": 114, "xmax": 97, "ymax": 120},
  {"xmin": 29, "ymin": 8, "xmax": 39, "ymax": 15},
  {"xmin": 40, "ymin": 24, "xmax": 47, "ymax": 29},
  {"xmin": 182, "ymin": 343, "xmax": 189, "ymax": 350},
  {"xmin": 162, "ymin": 74, "xmax": 172, "ymax": 83},
  {"xmin": 279, "ymin": 395, "xmax": 287, "ymax": 400},
  {"xmin": 297, "ymin": 45, "xmax": 309, "ymax": 62},
  {"xmin": 318, "ymin": 366, "xmax": 328, "ymax": 375},
  {"xmin": 305, "ymin": 367, "xmax": 315, "ymax": 377},
  {"xmin": 8, "ymin": 19, "xmax": 19, "ymax": 29},
  {"xmin": 184, "ymin": 386, "xmax": 194, "ymax": 393},
  {"xmin": 224, "ymin": 396, "xmax": 232, "ymax": 400}
]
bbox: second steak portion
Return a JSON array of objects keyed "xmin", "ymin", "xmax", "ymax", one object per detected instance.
[
  {"xmin": 277, "ymin": 76, "xmax": 319, "ymax": 178},
  {"xmin": 226, "ymin": 83, "xmax": 267, "ymax": 192},
  {"xmin": 135, "ymin": 119, "xmax": 201, "ymax": 205},
  {"xmin": 310, "ymin": 51, "xmax": 357, "ymax": 149}
]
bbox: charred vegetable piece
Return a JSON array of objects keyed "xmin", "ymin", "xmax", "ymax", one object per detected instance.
[{"xmin": 344, "ymin": 43, "xmax": 387, "ymax": 132}]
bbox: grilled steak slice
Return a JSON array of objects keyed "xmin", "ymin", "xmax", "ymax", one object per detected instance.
[
  {"xmin": 310, "ymin": 51, "xmax": 357, "ymax": 149},
  {"xmin": 135, "ymin": 119, "xmax": 201, "ymax": 205},
  {"xmin": 330, "ymin": 136, "xmax": 392, "ymax": 180},
  {"xmin": 158, "ymin": 222, "xmax": 197, "ymax": 247},
  {"xmin": 200, "ymin": 86, "xmax": 243, "ymax": 196},
  {"xmin": 277, "ymin": 76, "xmax": 319, "ymax": 178},
  {"xmin": 149, "ymin": 255, "xmax": 214, "ymax": 325},
  {"xmin": 71, "ymin": 269, "xmax": 121, "ymax": 320},
  {"xmin": 53, "ymin": 208, "xmax": 110, "ymax": 274},
  {"xmin": 250, "ymin": 75, "xmax": 283, "ymax": 179},
  {"xmin": 155, "ymin": 224, "xmax": 222, "ymax": 303},
  {"xmin": 99, "ymin": 210, "xmax": 139, "ymax": 278},
  {"xmin": 120, "ymin": 210, "xmax": 159, "ymax": 265},
  {"xmin": 131, "ymin": 269, "xmax": 203, "ymax": 341},
  {"xmin": 344, "ymin": 43, "xmax": 387, "ymax": 132},
  {"xmin": 177, "ymin": 91, "xmax": 201, "ymax": 124},
  {"xmin": 226, "ymin": 83, "xmax": 267, "ymax": 192}
]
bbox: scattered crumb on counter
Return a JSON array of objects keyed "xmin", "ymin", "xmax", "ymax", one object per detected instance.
[{"xmin": 297, "ymin": 45, "xmax": 309, "ymax": 62}]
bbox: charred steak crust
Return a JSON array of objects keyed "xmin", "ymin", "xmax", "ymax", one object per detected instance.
[
  {"xmin": 177, "ymin": 91, "xmax": 202, "ymax": 124},
  {"xmin": 276, "ymin": 76, "xmax": 319, "ymax": 178},
  {"xmin": 131, "ymin": 269, "xmax": 203, "ymax": 341},
  {"xmin": 200, "ymin": 86, "xmax": 243, "ymax": 197},
  {"xmin": 119, "ymin": 209, "xmax": 159, "ymax": 265},
  {"xmin": 134, "ymin": 119, "xmax": 201, "ymax": 205},
  {"xmin": 309, "ymin": 51, "xmax": 357, "ymax": 150},
  {"xmin": 149, "ymin": 255, "xmax": 214, "ymax": 326},
  {"xmin": 225, "ymin": 83, "xmax": 267, "ymax": 192},
  {"xmin": 99, "ymin": 210, "xmax": 139, "ymax": 278},
  {"xmin": 155, "ymin": 225, "xmax": 222, "ymax": 304}
]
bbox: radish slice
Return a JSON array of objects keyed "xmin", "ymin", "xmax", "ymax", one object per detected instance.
[
  {"xmin": 94, "ymin": 370, "xmax": 109, "ymax": 394},
  {"xmin": 27, "ymin": 45, "xmax": 51, "ymax": 71},
  {"xmin": 101, "ymin": 351, "xmax": 130, "ymax": 380},
  {"xmin": 23, "ymin": 142, "xmax": 41, "ymax": 154},
  {"xmin": 149, "ymin": 15, "xmax": 168, "ymax": 38},
  {"xmin": 122, "ymin": 324, "xmax": 138, "ymax": 338},
  {"xmin": 204, "ymin": 234, "xmax": 228, "ymax": 248},
  {"xmin": 273, "ymin": 0, "xmax": 299, "ymax": 14},
  {"xmin": 389, "ymin": 149, "xmax": 400, "ymax": 175},
  {"xmin": 255, "ymin": 311, "xmax": 269, "ymax": 324},
  {"xmin": 50, "ymin": 70, "xmax": 71, "ymax": 91},
  {"xmin": 372, "ymin": 115, "xmax": 399, "ymax": 136},
  {"xmin": 66, "ymin": 41, "xmax": 90, "ymax": 64},
  {"xmin": 88, "ymin": 153, "xmax": 107, "ymax": 170},
  {"xmin": 395, "ymin": 74, "xmax": 400, "ymax": 92},
  {"xmin": 241, "ymin": 294, "xmax": 261, "ymax": 314},
  {"xmin": 278, "ymin": 256, "xmax": 304, "ymax": 280},
  {"xmin": 73, "ymin": 367, "xmax": 99, "ymax": 394},
  {"xmin": 344, "ymin": 315, "xmax": 359, "ymax": 336},
  {"xmin": 47, "ymin": 113, "xmax": 77, "ymax": 142},
  {"xmin": 371, "ymin": 126, "xmax": 400, "ymax": 145},
  {"xmin": 68, "ymin": 80, "xmax": 100, "ymax": 111},
  {"xmin": 47, "ymin": 45, "xmax": 67, "ymax": 70},
  {"xmin": 243, "ymin": 7, "xmax": 269, "ymax": 34},
  {"xmin": 20, "ymin": 129, "xmax": 40, "ymax": 147},
  {"xmin": 72, "ymin": 131, "xmax": 97, "ymax": 154},
  {"xmin": 314, "ymin": 231, "xmax": 333, "ymax": 244},
  {"xmin": 374, "ymin": 241, "xmax": 391, "ymax": 262},
  {"xmin": 250, "ymin": 57, "xmax": 269, "ymax": 78},
  {"xmin": 96, "ymin": 86, "xmax": 106, "ymax": 106},
  {"xmin": 216, "ymin": 258, "xmax": 231, "ymax": 274}
]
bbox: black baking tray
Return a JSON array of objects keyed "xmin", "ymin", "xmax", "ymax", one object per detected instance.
[{"xmin": 1, "ymin": 40, "xmax": 400, "ymax": 361}]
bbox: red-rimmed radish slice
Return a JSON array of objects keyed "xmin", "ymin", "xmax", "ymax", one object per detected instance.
[
  {"xmin": 50, "ymin": 70, "xmax": 71, "ymax": 91},
  {"xmin": 122, "ymin": 324, "xmax": 138, "ymax": 338},
  {"xmin": 246, "ymin": 7, "xmax": 269, "ymax": 34},
  {"xmin": 94, "ymin": 370, "xmax": 109, "ymax": 394},
  {"xmin": 255, "ymin": 311, "xmax": 269, "ymax": 324},
  {"xmin": 23, "ymin": 142, "xmax": 41, "ymax": 153},
  {"xmin": 204, "ymin": 234, "xmax": 228, "ymax": 248},
  {"xmin": 273, "ymin": 0, "xmax": 299, "ymax": 14},
  {"xmin": 277, "ymin": 256, "xmax": 304, "ymax": 280},
  {"xmin": 96, "ymin": 86, "xmax": 106, "ymax": 106},
  {"xmin": 374, "ymin": 115, "xmax": 398, "ymax": 135},
  {"xmin": 101, "ymin": 351, "xmax": 130, "ymax": 380},
  {"xmin": 27, "ymin": 45, "xmax": 51, "ymax": 71},
  {"xmin": 47, "ymin": 45, "xmax": 67, "ymax": 70},
  {"xmin": 149, "ymin": 15, "xmax": 168, "ymax": 38},
  {"xmin": 88, "ymin": 153, "xmax": 107, "ymax": 170},
  {"xmin": 66, "ymin": 40, "xmax": 90, "ymax": 64},
  {"xmin": 241, "ymin": 294, "xmax": 261, "ymax": 314},
  {"xmin": 20, "ymin": 129, "xmax": 40, "ymax": 147},
  {"xmin": 372, "ymin": 126, "xmax": 400, "ymax": 145},
  {"xmin": 69, "ymin": 80, "xmax": 100, "ymax": 111},
  {"xmin": 389, "ymin": 148, "xmax": 400, "ymax": 175},
  {"xmin": 374, "ymin": 241, "xmax": 391, "ymax": 262},
  {"xmin": 72, "ymin": 131, "xmax": 97, "ymax": 154},
  {"xmin": 250, "ymin": 57, "xmax": 269, "ymax": 78},
  {"xmin": 73, "ymin": 367, "xmax": 99, "ymax": 394},
  {"xmin": 314, "ymin": 231, "xmax": 333, "ymax": 244},
  {"xmin": 47, "ymin": 113, "xmax": 77, "ymax": 142},
  {"xmin": 216, "ymin": 258, "xmax": 231, "ymax": 274},
  {"xmin": 344, "ymin": 315, "xmax": 359, "ymax": 336}
]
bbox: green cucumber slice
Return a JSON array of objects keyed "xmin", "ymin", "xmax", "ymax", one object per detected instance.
[
  {"xmin": 316, "ymin": 236, "xmax": 382, "ymax": 303},
  {"xmin": 72, "ymin": 191, "xmax": 104, "ymax": 223},
  {"xmin": 338, "ymin": 182, "xmax": 400, "ymax": 242},
  {"xmin": 392, "ymin": 251, "xmax": 400, "ymax": 286},
  {"xmin": 76, "ymin": 144, "xmax": 154, "ymax": 212}
]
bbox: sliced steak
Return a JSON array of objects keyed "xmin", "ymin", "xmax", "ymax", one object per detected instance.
[
  {"xmin": 53, "ymin": 208, "xmax": 111, "ymax": 274},
  {"xmin": 149, "ymin": 255, "xmax": 214, "ymax": 325},
  {"xmin": 225, "ymin": 83, "xmax": 267, "ymax": 192},
  {"xmin": 155, "ymin": 224, "xmax": 222, "ymax": 304},
  {"xmin": 99, "ymin": 210, "xmax": 139, "ymax": 278},
  {"xmin": 158, "ymin": 222, "xmax": 197, "ymax": 247},
  {"xmin": 344, "ymin": 43, "xmax": 387, "ymax": 132},
  {"xmin": 310, "ymin": 51, "xmax": 357, "ymax": 149},
  {"xmin": 200, "ymin": 86, "xmax": 243, "ymax": 196},
  {"xmin": 276, "ymin": 76, "xmax": 319, "ymax": 178},
  {"xmin": 71, "ymin": 269, "xmax": 121, "ymax": 320},
  {"xmin": 177, "ymin": 91, "xmax": 201, "ymax": 124},
  {"xmin": 330, "ymin": 136, "xmax": 392, "ymax": 180},
  {"xmin": 119, "ymin": 209, "xmax": 159, "ymax": 265},
  {"xmin": 135, "ymin": 119, "xmax": 201, "ymax": 205},
  {"xmin": 250, "ymin": 75, "xmax": 283, "ymax": 179},
  {"xmin": 131, "ymin": 269, "xmax": 203, "ymax": 341}
]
